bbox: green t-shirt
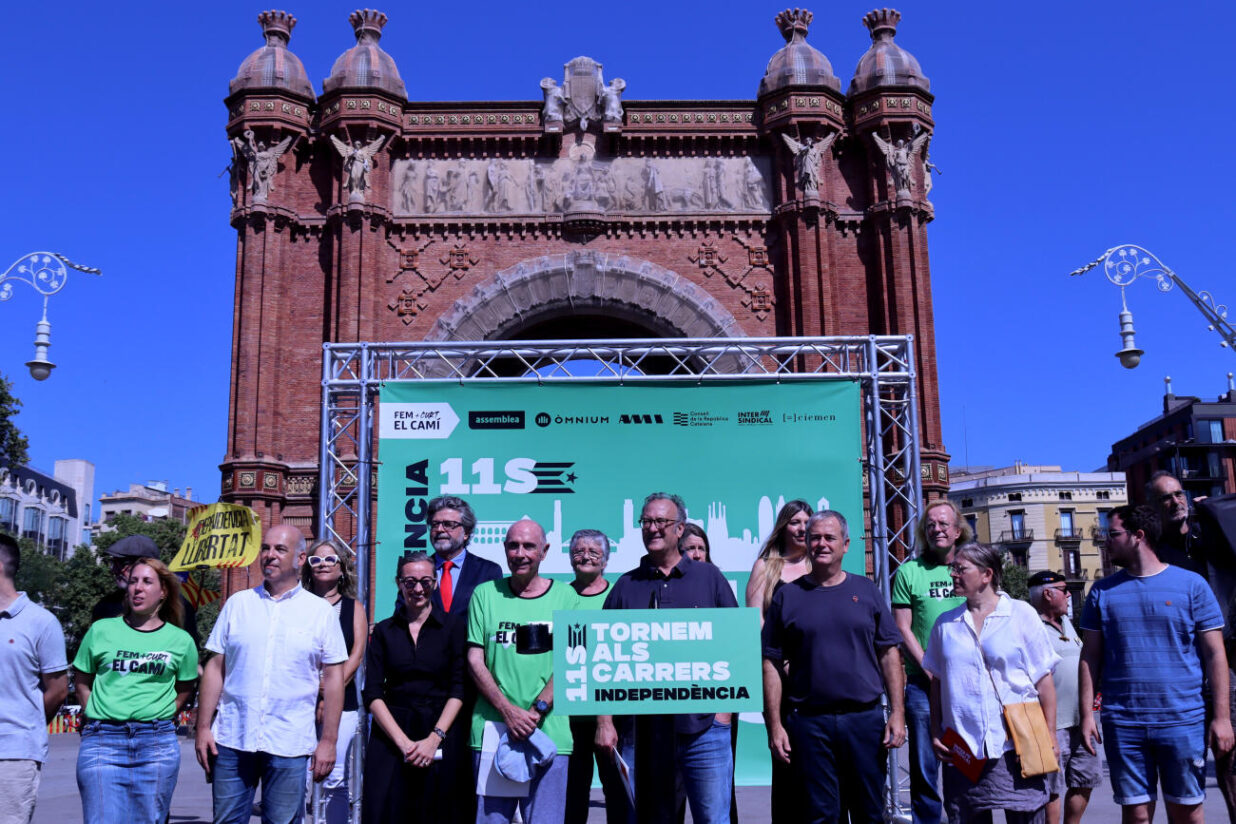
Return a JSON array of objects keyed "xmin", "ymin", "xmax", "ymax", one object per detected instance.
[
  {"xmin": 72, "ymin": 617, "xmax": 198, "ymax": 721},
  {"xmin": 467, "ymin": 578, "xmax": 581, "ymax": 753},
  {"xmin": 890, "ymin": 556, "xmax": 963, "ymax": 677},
  {"xmin": 571, "ymin": 579, "xmax": 611, "ymax": 609}
]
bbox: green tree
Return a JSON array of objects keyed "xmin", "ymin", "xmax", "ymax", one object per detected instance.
[
  {"xmin": 0, "ymin": 373, "xmax": 30, "ymax": 468},
  {"xmin": 1003, "ymin": 559, "xmax": 1029, "ymax": 602},
  {"xmin": 56, "ymin": 546, "xmax": 113, "ymax": 659},
  {"xmin": 93, "ymin": 513, "xmax": 186, "ymax": 563},
  {"xmin": 13, "ymin": 535, "xmax": 62, "ymax": 604}
]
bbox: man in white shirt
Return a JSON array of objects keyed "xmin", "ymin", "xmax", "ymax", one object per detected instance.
[{"xmin": 195, "ymin": 524, "xmax": 347, "ymax": 824}]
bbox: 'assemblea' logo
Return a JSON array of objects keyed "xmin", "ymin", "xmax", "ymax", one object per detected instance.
[
  {"xmin": 468, "ymin": 411, "xmax": 525, "ymax": 430},
  {"xmin": 619, "ymin": 413, "xmax": 664, "ymax": 424}
]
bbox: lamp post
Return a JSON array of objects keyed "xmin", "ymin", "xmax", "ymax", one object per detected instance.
[
  {"xmin": 0, "ymin": 252, "xmax": 101, "ymax": 380},
  {"xmin": 1070, "ymin": 244, "xmax": 1234, "ymax": 369}
]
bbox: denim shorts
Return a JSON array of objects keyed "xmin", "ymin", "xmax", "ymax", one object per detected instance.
[{"xmin": 1102, "ymin": 720, "xmax": 1206, "ymax": 806}]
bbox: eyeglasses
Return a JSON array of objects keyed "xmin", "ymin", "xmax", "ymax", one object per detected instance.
[
  {"xmin": 638, "ymin": 517, "xmax": 679, "ymax": 530},
  {"xmin": 398, "ymin": 576, "xmax": 435, "ymax": 590},
  {"xmin": 308, "ymin": 556, "xmax": 340, "ymax": 568},
  {"xmin": 429, "ymin": 519, "xmax": 464, "ymax": 531},
  {"xmin": 1107, "ymin": 529, "xmax": 1129, "ymax": 539},
  {"xmin": 1046, "ymin": 586, "xmax": 1068, "ymax": 596},
  {"xmin": 570, "ymin": 548, "xmax": 604, "ymax": 559}
]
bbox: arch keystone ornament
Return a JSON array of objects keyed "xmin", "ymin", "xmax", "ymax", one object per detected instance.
[{"xmin": 426, "ymin": 251, "xmax": 747, "ymax": 342}]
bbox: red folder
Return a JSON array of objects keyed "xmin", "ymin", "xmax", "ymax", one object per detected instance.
[{"xmin": 940, "ymin": 727, "xmax": 987, "ymax": 783}]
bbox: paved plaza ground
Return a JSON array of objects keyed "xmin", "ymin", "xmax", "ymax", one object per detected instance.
[{"xmin": 33, "ymin": 731, "xmax": 1233, "ymax": 823}]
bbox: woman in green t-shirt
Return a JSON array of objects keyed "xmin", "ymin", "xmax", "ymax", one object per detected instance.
[{"xmin": 73, "ymin": 558, "xmax": 198, "ymax": 824}]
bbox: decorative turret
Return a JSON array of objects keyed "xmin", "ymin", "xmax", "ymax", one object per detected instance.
[
  {"xmin": 229, "ymin": 10, "xmax": 315, "ymax": 100},
  {"xmin": 758, "ymin": 9, "xmax": 841, "ymax": 97},
  {"xmin": 323, "ymin": 9, "xmax": 406, "ymax": 99},
  {"xmin": 850, "ymin": 8, "xmax": 930, "ymax": 94}
]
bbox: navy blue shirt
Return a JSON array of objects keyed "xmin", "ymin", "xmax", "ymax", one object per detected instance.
[
  {"xmin": 604, "ymin": 553, "xmax": 738, "ymax": 734},
  {"xmin": 762, "ymin": 572, "xmax": 902, "ymax": 710}
]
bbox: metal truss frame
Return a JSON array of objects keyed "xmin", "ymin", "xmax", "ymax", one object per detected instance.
[{"xmin": 316, "ymin": 335, "xmax": 923, "ymax": 820}]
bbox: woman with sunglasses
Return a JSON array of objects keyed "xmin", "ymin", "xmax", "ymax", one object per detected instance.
[
  {"xmin": 362, "ymin": 551, "xmax": 467, "ymax": 824},
  {"xmin": 73, "ymin": 558, "xmax": 197, "ymax": 824},
  {"xmin": 301, "ymin": 538, "xmax": 369, "ymax": 823}
]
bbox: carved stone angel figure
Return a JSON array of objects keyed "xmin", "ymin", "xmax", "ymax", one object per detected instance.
[
  {"xmin": 234, "ymin": 130, "xmax": 293, "ymax": 202},
  {"xmin": 872, "ymin": 130, "xmax": 929, "ymax": 198},
  {"xmin": 329, "ymin": 134, "xmax": 387, "ymax": 200},
  {"xmin": 780, "ymin": 132, "xmax": 835, "ymax": 198}
]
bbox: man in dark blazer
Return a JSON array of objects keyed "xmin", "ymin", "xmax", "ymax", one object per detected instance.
[
  {"xmin": 427, "ymin": 495, "xmax": 502, "ymax": 615},
  {"xmin": 426, "ymin": 494, "xmax": 502, "ymax": 824}
]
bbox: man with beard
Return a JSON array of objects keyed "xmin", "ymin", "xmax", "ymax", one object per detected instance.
[
  {"xmin": 1148, "ymin": 471, "xmax": 1236, "ymax": 821},
  {"xmin": 428, "ymin": 495, "xmax": 501, "ymax": 823},
  {"xmin": 427, "ymin": 496, "xmax": 502, "ymax": 616}
]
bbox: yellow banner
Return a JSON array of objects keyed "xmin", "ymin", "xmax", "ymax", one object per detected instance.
[{"xmin": 169, "ymin": 503, "xmax": 262, "ymax": 571}]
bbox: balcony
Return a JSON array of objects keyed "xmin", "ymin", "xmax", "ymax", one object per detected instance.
[
  {"xmin": 1090, "ymin": 525, "xmax": 1109, "ymax": 542},
  {"xmin": 1055, "ymin": 527, "xmax": 1085, "ymax": 543},
  {"xmin": 998, "ymin": 529, "xmax": 1034, "ymax": 544}
]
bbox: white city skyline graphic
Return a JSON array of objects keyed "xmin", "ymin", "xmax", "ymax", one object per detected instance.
[{"xmin": 468, "ymin": 495, "xmax": 831, "ymax": 576}]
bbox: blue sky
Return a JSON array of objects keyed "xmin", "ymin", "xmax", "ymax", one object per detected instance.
[{"xmin": 1, "ymin": 0, "xmax": 1233, "ymax": 515}]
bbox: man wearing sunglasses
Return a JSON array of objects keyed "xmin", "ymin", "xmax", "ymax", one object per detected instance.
[
  {"xmin": 91, "ymin": 534, "xmax": 199, "ymax": 646},
  {"xmin": 1029, "ymin": 570, "xmax": 1098, "ymax": 824}
]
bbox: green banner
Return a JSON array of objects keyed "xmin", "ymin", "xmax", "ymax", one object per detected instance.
[
  {"xmin": 376, "ymin": 378, "xmax": 863, "ymax": 784},
  {"xmin": 554, "ymin": 608, "xmax": 763, "ymax": 715}
]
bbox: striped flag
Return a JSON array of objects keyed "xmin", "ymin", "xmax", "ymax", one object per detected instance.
[{"xmin": 181, "ymin": 575, "xmax": 221, "ymax": 608}]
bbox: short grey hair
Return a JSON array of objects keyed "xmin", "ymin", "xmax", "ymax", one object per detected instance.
[
  {"xmin": 428, "ymin": 496, "xmax": 477, "ymax": 534},
  {"xmin": 569, "ymin": 529, "xmax": 610, "ymax": 559},
  {"xmin": 644, "ymin": 492, "xmax": 687, "ymax": 523},
  {"xmin": 953, "ymin": 542, "xmax": 1004, "ymax": 592},
  {"xmin": 1028, "ymin": 583, "xmax": 1047, "ymax": 608},
  {"xmin": 806, "ymin": 509, "xmax": 849, "ymax": 541}
]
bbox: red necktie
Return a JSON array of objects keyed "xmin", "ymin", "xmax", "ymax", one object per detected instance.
[{"xmin": 440, "ymin": 560, "xmax": 454, "ymax": 612}]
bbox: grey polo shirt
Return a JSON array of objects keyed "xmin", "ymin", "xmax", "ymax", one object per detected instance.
[{"xmin": 0, "ymin": 593, "xmax": 68, "ymax": 762}]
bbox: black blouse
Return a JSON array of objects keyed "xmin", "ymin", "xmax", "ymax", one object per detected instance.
[{"xmin": 361, "ymin": 604, "xmax": 466, "ymax": 710}]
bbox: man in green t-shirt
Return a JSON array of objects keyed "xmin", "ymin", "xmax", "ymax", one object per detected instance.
[
  {"xmin": 891, "ymin": 499, "xmax": 969, "ymax": 824},
  {"xmin": 467, "ymin": 518, "xmax": 581, "ymax": 824}
]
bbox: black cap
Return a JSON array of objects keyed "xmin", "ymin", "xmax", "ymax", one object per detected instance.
[
  {"xmin": 1027, "ymin": 570, "xmax": 1065, "ymax": 588},
  {"xmin": 104, "ymin": 535, "xmax": 160, "ymax": 561}
]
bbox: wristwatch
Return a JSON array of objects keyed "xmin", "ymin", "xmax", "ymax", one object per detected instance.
[{"xmin": 532, "ymin": 699, "xmax": 550, "ymax": 715}]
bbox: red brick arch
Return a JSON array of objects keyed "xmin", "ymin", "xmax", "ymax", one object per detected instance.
[{"xmin": 425, "ymin": 250, "xmax": 749, "ymax": 342}]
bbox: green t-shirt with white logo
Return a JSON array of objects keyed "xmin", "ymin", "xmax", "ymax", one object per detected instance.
[
  {"xmin": 73, "ymin": 617, "xmax": 198, "ymax": 721},
  {"xmin": 467, "ymin": 578, "xmax": 581, "ymax": 753},
  {"xmin": 891, "ymin": 556, "xmax": 963, "ymax": 677}
]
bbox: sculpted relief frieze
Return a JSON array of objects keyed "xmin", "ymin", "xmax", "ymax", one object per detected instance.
[{"xmin": 390, "ymin": 156, "xmax": 772, "ymax": 218}]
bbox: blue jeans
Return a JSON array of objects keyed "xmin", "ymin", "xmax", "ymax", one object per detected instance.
[
  {"xmin": 678, "ymin": 719, "xmax": 733, "ymax": 824},
  {"xmin": 77, "ymin": 719, "xmax": 180, "ymax": 824},
  {"xmin": 786, "ymin": 705, "xmax": 887, "ymax": 823},
  {"xmin": 213, "ymin": 745, "xmax": 308, "ymax": 824},
  {"xmin": 905, "ymin": 676, "xmax": 943, "ymax": 824},
  {"xmin": 474, "ymin": 752, "xmax": 570, "ymax": 824}
]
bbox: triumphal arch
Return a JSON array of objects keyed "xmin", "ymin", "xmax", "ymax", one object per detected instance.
[{"xmin": 219, "ymin": 6, "xmax": 949, "ymax": 588}]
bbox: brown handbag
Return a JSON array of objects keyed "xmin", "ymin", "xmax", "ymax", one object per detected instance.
[
  {"xmin": 982, "ymin": 648, "xmax": 1060, "ymax": 778},
  {"xmin": 1001, "ymin": 700, "xmax": 1060, "ymax": 778}
]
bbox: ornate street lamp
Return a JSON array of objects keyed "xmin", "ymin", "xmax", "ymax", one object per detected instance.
[
  {"xmin": 0, "ymin": 252, "xmax": 101, "ymax": 380},
  {"xmin": 1070, "ymin": 244, "xmax": 1233, "ymax": 369}
]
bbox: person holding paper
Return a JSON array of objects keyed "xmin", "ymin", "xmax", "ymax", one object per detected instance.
[
  {"xmin": 924, "ymin": 542, "xmax": 1059, "ymax": 824},
  {"xmin": 595, "ymin": 492, "xmax": 738, "ymax": 824},
  {"xmin": 468, "ymin": 518, "xmax": 581, "ymax": 824},
  {"xmin": 761, "ymin": 509, "xmax": 906, "ymax": 823}
]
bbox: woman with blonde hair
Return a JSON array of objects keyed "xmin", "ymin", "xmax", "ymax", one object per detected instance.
[
  {"xmin": 745, "ymin": 499, "xmax": 813, "ymax": 619},
  {"xmin": 302, "ymin": 538, "xmax": 368, "ymax": 824},
  {"xmin": 74, "ymin": 558, "xmax": 198, "ymax": 824}
]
